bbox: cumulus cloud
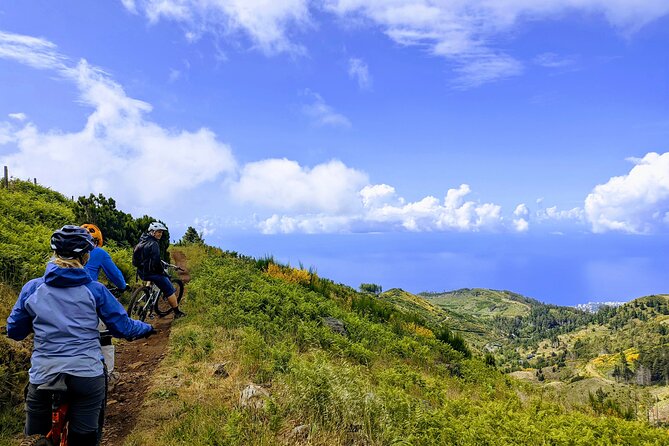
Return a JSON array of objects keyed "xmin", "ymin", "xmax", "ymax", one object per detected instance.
[
  {"xmin": 231, "ymin": 158, "xmax": 368, "ymax": 214},
  {"xmin": 514, "ymin": 204, "xmax": 529, "ymax": 217},
  {"xmin": 348, "ymin": 58, "xmax": 372, "ymax": 90},
  {"xmin": 122, "ymin": 0, "xmax": 311, "ymax": 55},
  {"xmin": 301, "ymin": 90, "xmax": 351, "ymax": 127},
  {"xmin": 585, "ymin": 152, "xmax": 669, "ymax": 233},
  {"xmin": 232, "ymin": 160, "xmax": 510, "ymax": 234},
  {"xmin": 0, "ymin": 31, "xmax": 236, "ymax": 208},
  {"xmin": 512, "ymin": 203, "xmax": 530, "ymax": 232}
]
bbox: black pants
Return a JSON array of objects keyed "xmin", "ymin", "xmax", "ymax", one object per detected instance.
[{"xmin": 25, "ymin": 374, "xmax": 106, "ymax": 444}]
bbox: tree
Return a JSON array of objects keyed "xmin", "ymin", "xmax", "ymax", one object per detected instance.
[
  {"xmin": 74, "ymin": 193, "xmax": 170, "ymax": 261},
  {"xmin": 359, "ymin": 283, "xmax": 382, "ymax": 295},
  {"xmin": 179, "ymin": 226, "xmax": 204, "ymax": 245}
]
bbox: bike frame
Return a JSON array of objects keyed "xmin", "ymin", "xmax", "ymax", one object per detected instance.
[
  {"xmin": 46, "ymin": 394, "xmax": 69, "ymax": 446},
  {"xmin": 141, "ymin": 262, "xmax": 180, "ymax": 318}
]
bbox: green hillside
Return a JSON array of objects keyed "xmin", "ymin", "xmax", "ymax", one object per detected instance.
[
  {"xmin": 122, "ymin": 248, "xmax": 669, "ymax": 445},
  {"xmin": 0, "ymin": 180, "xmax": 166, "ymax": 444},
  {"xmin": 2, "ymin": 182, "xmax": 669, "ymax": 444},
  {"xmin": 421, "ymin": 288, "xmax": 535, "ymax": 319}
]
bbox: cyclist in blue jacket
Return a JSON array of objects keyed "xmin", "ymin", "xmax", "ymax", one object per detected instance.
[
  {"xmin": 6, "ymin": 225, "xmax": 153, "ymax": 446},
  {"xmin": 81, "ymin": 223, "xmax": 127, "ymax": 291},
  {"xmin": 81, "ymin": 223, "xmax": 126, "ymax": 388}
]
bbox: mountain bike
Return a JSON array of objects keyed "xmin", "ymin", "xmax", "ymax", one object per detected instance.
[
  {"xmin": 19, "ymin": 331, "xmax": 153, "ymax": 446},
  {"xmin": 20, "ymin": 375, "xmax": 69, "ymax": 446},
  {"xmin": 127, "ymin": 261, "xmax": 184, "ymax": 322}
]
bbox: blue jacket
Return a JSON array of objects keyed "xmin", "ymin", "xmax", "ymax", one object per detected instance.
[
  {"xmin": 85, "ymin": 247, "xmax": 127, "ymax": 289},
  {"xmin": 6, "ymin": 262, "xmax": 152, "ymax": 384}
]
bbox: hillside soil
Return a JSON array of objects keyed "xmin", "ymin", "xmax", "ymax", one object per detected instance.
[{"xmin": 101, "ymin": 252, "xmax": 189, "ymax": 446}]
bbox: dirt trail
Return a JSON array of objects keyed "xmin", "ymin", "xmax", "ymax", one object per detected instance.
[{"xmin": 101, "ymin": 253, "xmax": 189, "ymax": 446}]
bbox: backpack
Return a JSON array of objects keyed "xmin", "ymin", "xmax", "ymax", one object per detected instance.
[{"xmin": 132, "ymin": 240, "xmax": 148, "ymax": 271}]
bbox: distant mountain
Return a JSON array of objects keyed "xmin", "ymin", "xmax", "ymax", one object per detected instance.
[
  {"xmin": 418, "ymin": 288, "xmax": 595, "ymax": 354},
  {"xmin": 573, "ymin": 301, "xmax": 627, "ymax": 313}
]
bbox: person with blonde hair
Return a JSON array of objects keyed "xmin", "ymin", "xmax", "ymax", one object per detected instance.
[{"xmin": 7, "ymin": 225, "xmax": 153, "ymax": 446}]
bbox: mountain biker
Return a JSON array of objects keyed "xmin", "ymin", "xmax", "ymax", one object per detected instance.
[
  {"xmin": 6, "ymin": 225, "xmax": 154, "ymax": 446},
  {"xmin": 81, "ymin": 223, "xmax": 126, "ymax": 386},
  {"xmin": 81, "ymin": 223, "xmax": 128, "ymax": 291},
  {"xmin": 134, "ymin": 221, "xmax": 186, "ymax": 319}
]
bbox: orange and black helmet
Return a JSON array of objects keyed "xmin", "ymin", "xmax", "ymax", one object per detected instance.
[{"xmin": 81, "ymin": 223, "xmax": 103, "ymax": 247}]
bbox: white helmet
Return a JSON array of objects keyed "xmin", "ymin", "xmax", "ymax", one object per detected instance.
[{"xmin": 148, "ymin": 221, "xmax": 167, "ymax": 232}]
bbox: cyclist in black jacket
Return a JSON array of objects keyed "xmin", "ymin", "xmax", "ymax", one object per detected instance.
[{"xmin": 134, "ymin": 222, "xmax": 185, "ymax": 319}]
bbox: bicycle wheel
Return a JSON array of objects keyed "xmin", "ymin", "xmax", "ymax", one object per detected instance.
[
  {"xmin": 19, "ymin": 435, "xmax": 52, "ymax": 446},
  {"xmin": 128, "ymin": 286, "xmax": 152, "ymax": 322},
  {"xmin": 154, "ymin": 278, "xmax": 184, "ymax": 316}
]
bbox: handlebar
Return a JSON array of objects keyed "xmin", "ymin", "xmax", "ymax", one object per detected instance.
[{"xmin": 161, "ymin": 260, "xmax": 185, "ymax": 272}]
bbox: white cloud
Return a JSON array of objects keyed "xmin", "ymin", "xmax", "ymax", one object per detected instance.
[
  {"xmin": 119, "ymin": 1, "xmax": 669, "ymax": 86},
  {"xmin": 534, "ymin": 52, "xmax": 577, "ymax": 68},
  {"xmin": 8, "ymin": 112, "xmax": 27, "ymax": 121},
  {"xmin": 324, "ymin": 0, "xmax": 669, "ymax": 87},
  {"xmin": 123, "ymin": 0, "xmax": 311, "ymax": 55},
  {"xmin": 348, "ymin": 57, "xmax": 372, "ymax": 90},
  {"xmin": 0, "ymin": 31, "xmax": 236, "ymax": 208},
  {"xmin": 512, "ymin": 203, "xmax": 530, "ymax": 232},
  {"xmin": 192, "ymin": 217, "xmax": 217, "ymax": 237},
  {"xmin": 513, "ymin": 218, "xmax": 529, "ymax": 232},
  {"xmin": 231, "ymin": 158, "xmax": 368, "ymax": 214},
  {"xmin": 301, "ymin": 90, "xmax": 351, "ymax": 127},
  {"xmin": 360, "ymin": 184, "xmax": 402, "ymax": 208},
  {"xmin": 259, "ymin": 214, "xmax": 355, "ymax": 234},
  {"xmin": 241, "ymin": 164, "xmax": 509, "ymax": 233},
  {"xmin": 451, "ymin": 53, "xmax": 523, "ymax": 89},
  {"xmin": 537, "ymin": 206, "xmax": 584, "ymax": 222},
  {"xmin": 514, "ymin": 203, "xmax": 529, "ymax": 217},
  {"xmin": 585, "ymin": 152, "xmax": 669, "ymax": 233}
]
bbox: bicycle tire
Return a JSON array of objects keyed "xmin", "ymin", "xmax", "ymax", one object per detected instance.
[
  {"xmin": 19, "ymin": 435, "xmax": 52, "ymax": 446},
  {"xmin": 154, "ymin": 278, "xmax": 184, "ymax": 316},
  {"xmin": 128, "ymin": 286, "xmax": 152, "ymax": 322}
]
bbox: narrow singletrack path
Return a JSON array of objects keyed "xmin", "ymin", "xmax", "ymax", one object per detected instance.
[{"xmin": 101, "ymin": 253, "xmax": 189, "ymax": 446}]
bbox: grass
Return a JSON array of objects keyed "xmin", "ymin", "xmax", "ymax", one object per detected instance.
[{"xmin": 121, "ymin": 246, "xmax": 669, "ymax": 445}]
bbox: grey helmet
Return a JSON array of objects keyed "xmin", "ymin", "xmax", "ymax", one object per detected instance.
[
  {"xmin": 51, "ymin": 225, "xmax": 95, "ymax": 259},
  {"xmin": 148, "ymin": 221, "xmax": 167, "ymax": 232}
]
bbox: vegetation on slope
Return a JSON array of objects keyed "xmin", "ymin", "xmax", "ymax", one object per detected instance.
[
  {"xmin": 0, "ymin": 180, "xmax": 168, "ymax": 444},
  {"xmin": 2, "ymin": 181, "xmax": 669, "ymax": 444},
  {"xmin": 123, "ymin": 246, "xmax": 669, "ymax": 445}
]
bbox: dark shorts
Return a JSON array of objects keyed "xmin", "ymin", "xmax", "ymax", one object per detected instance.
[
  {"xmin": 25, "ymin": 374, "xmax": 106, "ymax": 435},
  {"xmin": 142, "ymin": 273, "xmax": 176, "ymax": 297}
]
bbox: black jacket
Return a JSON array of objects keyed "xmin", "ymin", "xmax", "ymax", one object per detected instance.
[{"xmin": 136, "ymin": 233, "xmax": 163, "ymax": 278}]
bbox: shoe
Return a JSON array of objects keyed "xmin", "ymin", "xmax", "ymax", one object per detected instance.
[{"xmin": 173, "ymin": 309, "xmax": 186, "ymax": 320}]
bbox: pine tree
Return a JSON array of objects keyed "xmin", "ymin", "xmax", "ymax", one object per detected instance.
[{"xmin": 180, "ymin": 226, "xmax": 205, "ymax": 245}]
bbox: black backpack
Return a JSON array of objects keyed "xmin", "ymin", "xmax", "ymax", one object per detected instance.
[{"xmin": 132, "ymin": 240, "xmax": 148, "ymax": 271}]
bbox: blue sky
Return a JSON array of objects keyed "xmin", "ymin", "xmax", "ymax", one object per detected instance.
[{"xmin": 1, "ymin": 1, "xmax": 668, "ymax": 305}]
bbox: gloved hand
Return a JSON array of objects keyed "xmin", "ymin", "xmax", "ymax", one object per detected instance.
[
  {"xmin": 127, "ymin": 326, "xmax": 157, "ymax": 341},
  {"xmin": 144, "ymin": 327, "xmax": 158, "ymax": 338}
]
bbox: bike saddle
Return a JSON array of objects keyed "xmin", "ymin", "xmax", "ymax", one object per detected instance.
[{"xmin": 36, "ymin": 374, "xmax": 68, "ymax": 392}]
